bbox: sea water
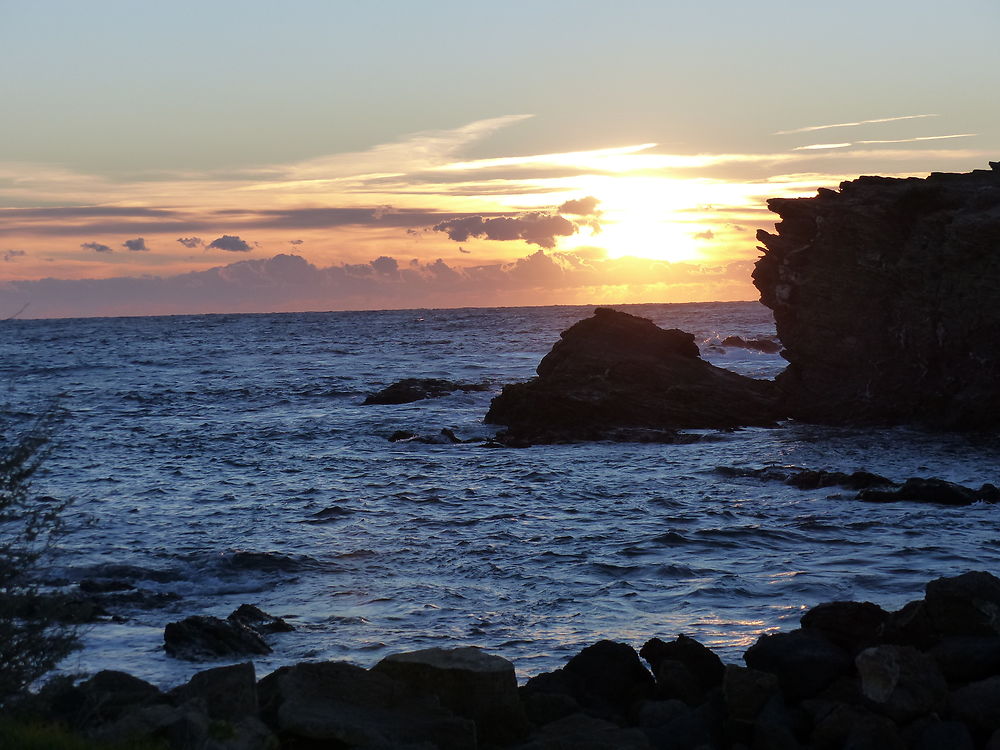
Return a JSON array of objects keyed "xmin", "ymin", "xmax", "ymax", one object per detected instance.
[{"xmin": 3, "ymin": 301, "xmax": 999, "ymax": 687}]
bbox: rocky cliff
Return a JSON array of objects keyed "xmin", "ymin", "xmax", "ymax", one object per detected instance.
[{"xmin": 753, "ymin": 163, "xmax": 1000, "ymax": 429}]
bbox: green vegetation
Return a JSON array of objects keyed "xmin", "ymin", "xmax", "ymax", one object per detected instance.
[
  {"xmin": 0, "ymin": 718, "xmax": 168, "ymax": 750},
  {"xmin": 0, "ymin": 408, "xmax": 79, "ymax": 704}
]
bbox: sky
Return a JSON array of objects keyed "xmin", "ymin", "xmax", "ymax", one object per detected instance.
[{"xmin": 1, "ymin": 0, "xmax": 997, "ymax": 318}]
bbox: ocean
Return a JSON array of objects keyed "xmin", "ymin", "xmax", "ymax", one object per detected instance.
[{"xmin": 3, "ymin": 301, "xmax": 999, "ymax": 688}]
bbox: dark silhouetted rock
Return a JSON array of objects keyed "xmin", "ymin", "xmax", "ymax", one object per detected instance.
[
  {"xmin": 563, "ymin": 640, "xmax": 656, "ymax": 721},
  {"xmin": 858, "ymin": 477, "xmax": 996, "ymax": 506},
  {"xmin": 716, "ymin": 465, "xmax": 894, "ymax": 492},
  {"xmin": 523, "ymin": 640, "xmax": 656, "ymax": 724},
  {"xmin": 951, "ymin": 675, "xmax": 1000, "ymax": 736},
  {"xmin": 904, "ymin": 719, "xmax": 975, "ymax": 750},
  {"xmin": 721, "ymin": 335, "xmax": 782, "ymax": 353},
  {"xmin": 372, "ymin": 646, "xmax": 529, "ymax": 746},
  {"xmin": 881, "ymin": 600, "xmax": 938, "ymax": 649},
  {"xmin": 808, "ymin": 701, "xmax": 905, "ymax": 750},
  {"xmin": 722, "ymin": 664, "xmax": 780, "ymax": 723},
  {"xmin": 227, "ymin": 604, "xmax": 295, "ymax": 634},
  {"xmin": 164, "ymin": 615, "xmax": 271, "ymax": 660},
  {"xmin": 486, "ymin": 308, "xmax": 779, "ymax": 442},
  {"xmin": 364, "ymin": 378, "xmax": 487, "ymax": 405},
  {"xmin": 388, "ymin": 427, "xmax": 465, "ymax": 444},
  {"xmin": 517, "ymin": 713, "xmax": 653, "ymax": 749},
  {"xmin": 169, "ymin": 662, "xmax": 257, "ymax": 722},
  {"xmin": 258, "ymin": 660, "xmax": 475, "ymax": 749},
  {"xmin": 800, "ymin": 600, "xmax": 888, "ymax": 653},
  {"xmin": 73, "ymin": 671, "xmax": 166, "ymax": 725},
  {"xmin": 925, "ymin": 571, "xmax": 1000, "ymax": 637},
  {"xmin": 929, "ymin": 636, "xmax": 1000, "ymax": 683},
  {"xmin": 753, "ymin": 164, "xmax": 1000, "ymax": 429},
  {"xmin": 744, "ymin": 628, "xmax": 851, "ymax": 700},
  {"xmin": 640, "ymin": 635, "xmax": 724, "ymax": 705},
  {"xmin": 855, "ymin": 645, "xmax": 947, "ymax": 723}
]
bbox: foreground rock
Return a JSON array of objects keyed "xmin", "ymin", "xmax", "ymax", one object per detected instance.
[
  {"xmin": 372, "ymin": 646, "xmax": 530, "ymax": 746},
  {"xmin": 364, "ymin": 378, "xmax": 489, "ymax": 405},
  {"xmin": 486, "ymin": 307, "xmax": 780, "ymax": 443},
  {"xmin": 753, "ymin": 163, "xmax": 1000, "ymax": 429},
  {"xmin": 17, "ymin": 570, "xmax": 1000, "ymax": 748}
]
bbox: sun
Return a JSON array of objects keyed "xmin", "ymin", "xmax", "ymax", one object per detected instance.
[{"xmin": 558, "ymin": 176, "xmax": 714, "ymax": 263}]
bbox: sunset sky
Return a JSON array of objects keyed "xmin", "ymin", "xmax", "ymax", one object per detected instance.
[{"xmin": 2, "ymin": 0, "xmax": 997, "ymax": 317}]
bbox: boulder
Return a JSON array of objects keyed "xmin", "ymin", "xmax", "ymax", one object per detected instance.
[
  {"xmin": 227, "ymin": 604, "xmax": 294, "ymax": 634},
  {"xmin": 743, "ymin": 628, "xmax": 851, "ymax": 701},
  {"xmin": 904, "ymin": 718, "xmax": 976, "ymax": 750},
  {"xmin": 163, "ymin": 615, "xmax": 271, "ymax": 660},
  {"xmin": 950, "ymin": 675, "xmax": 1000, "ymax": 736},
  {"xmin": 372, "ymin": 646, "xmax": 529, "ymax": 746},
  {"xmin": 722, "ymin": 664, "xmax": 780, "ymax": 723},
  {"xmin": 639, "ymin": 635, "xmax": 724, "ymax": 705},
  {"xmin": 800, "ymin": 600, "xmax": 888, "ymax": 653},
  {"xmin": 855, "ymin": 645, "xmax": 948, "ymax": 723},
  {"xmin": 929, "ymin": 636, "xmax": 1000, "ymax": 683},
  {"xmin": 562, "ymin": 640, "xmax": 656, "ymax": 721},
  {"xmin": 807, "ymin": 701, "xmax": 905, "ymax": 750},
  {"xmin": 169, "ymin": 662, "xmax": 257, "ymax": 722},
  {"xmin": 516, "ymin": 713, "xmax": 652, "ymax": 749},
  {"xmin": 753, "ymin": 164, "xmax": 1000, "ymax": 429},
  {"xmin": 522, "ymin": 640, "xmax": 655, "ymax": 724},
  {"xmin": 486, "ymin": 307, "xmax": 779, "ymax": 442},
  {"xmin": 72, "ymin": 670, "xmax": 166, "ymax": 725},
  {"xmin": 924, "ymin": 571, "xmax": 1000, "ymax": 637},
  {"xmin": 257, "ymin": 660, "xmax": 474, "ymax": 749}
]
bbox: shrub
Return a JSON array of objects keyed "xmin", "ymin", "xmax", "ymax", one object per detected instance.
[{"xmin": 0, "ymin": 409, "xmax": 79, "ymax": 704}]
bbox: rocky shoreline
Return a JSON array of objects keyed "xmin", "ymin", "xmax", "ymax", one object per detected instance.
[{"xmin": 10, "ymin": 571, "xmax": 1000, "ymax": 749}]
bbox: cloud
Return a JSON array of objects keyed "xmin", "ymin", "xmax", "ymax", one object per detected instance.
[
  {"xmin": 208, "ymin": 235, "xmax": 252, "ymax": 252},
  {"xmin": 855, "ymin": 133, "xmax": 976, "ymax": 145},
  {"xmin": 432, "ymin": 212, "xmax": 577, "ymax": 248},
  {"xmin": 81, "ymin": 241, "xmax": 113, "ymax": 253},
  {"xmin": 177, "ymin": 236, "xmax": 203, "ymax": 248},
  {"xmin": 289, "ymin": 239, "xmax": 303, "ymax": 245},
  {"xmin": 3, "ymin": 249, "xmax": 26, "ymax": 262},
  {"xmin": 774, "ymin": 114, "xmax": 939, "ymax": 135},
  {"xmin": 370, "ymin": 256, "xmax": 398, "ymax": 275},
  {"xmin": 123, "ymin": 237, "xmax": 148, "ymax": 252},
  {"xmin": 558, "ymin": 196, "xmax": 602, "ymax": 216},
  {"xmin": 793, "ymin": 143, "xmax": 853, "ymax": 151},
  {"xmin": 0, "ymin": 252, "xmax": 757, "ymax": 318},
  {"xmin": 794, "ymin": 134, "xmax": 977, "ymax": 151},
  {"xmin": 693, "ymin": 230, "xmax": 715, "ymax": 240}
]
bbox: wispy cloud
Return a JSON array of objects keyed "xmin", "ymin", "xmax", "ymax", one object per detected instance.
[
  {"xmin": 856, "ymin": 133, "xmax": 976, "ymax": 145},
  {"xmin": 774, "ymin": 114, "xmax": 939, "ymax": 135},
  {"xmin": 793, "ymin": 133, "xmax": 976, "ymax": 151},
  {"xmin": 792, "ymin": 143, "xmax": 853, "ymax": 151}
]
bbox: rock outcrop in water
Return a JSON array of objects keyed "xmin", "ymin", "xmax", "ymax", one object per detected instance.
[
  {"xmin": 753, "ymin": 163, "xmax": 1000, "ymax": 429},
  {"xmin": 16, "ymin": 571, "xmax": 1000, "ymax": 749},
  {"xmin": 485, "ymin": 307, "xmax": 779, "ymax": 443}
]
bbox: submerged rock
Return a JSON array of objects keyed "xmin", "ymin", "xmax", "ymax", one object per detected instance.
[
  {"xmin": 753, "ymin": 163, "xmax": 1000, "ymax": 428},
  {"xmin": 485, "ymin": 307, "xmax": 779, "ymax": 442},
  {"xmin": 720, "ymin": 335, "xmax": 782, "ymax": 353},
  {"xmin": 363, "ymin": 378, "xmax": 488, "ymax": 405}
]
